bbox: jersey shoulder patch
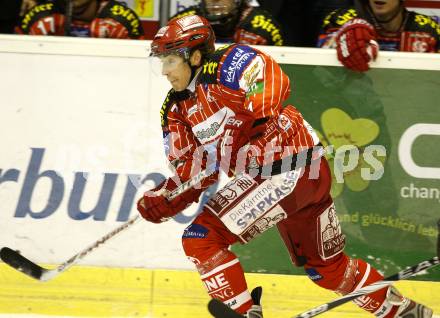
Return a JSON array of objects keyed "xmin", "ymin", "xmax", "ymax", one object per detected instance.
[
  {"xmin": 219, "ymin": 44, "xmax": 257, "ymax": 90},
  {"xmin": 238, "ymin": 8, "xmax": 283, "ymax": 45},
  {"xmin": 98, "ymin": 0, "xmax": 144, "ymax": 37},
  {"xmin": 198, "ymin": 44, "xmax": 231, "ymax": 84},
  {"xmin": 160, "ymin": 89, "xmax": 190, "ymax": 127},
  {"xmin": 19, "ymin": 2, "xmax": 62, "ymax": 33}
]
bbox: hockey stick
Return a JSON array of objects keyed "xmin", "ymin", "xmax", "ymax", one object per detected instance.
[
  {"xmin": 294, "ymin": 219, "xmax": 440, "ymax": 318},
  {"xmin": 0, "ymin": 215, "xmax": 141, "ymax": 282},
  {"xmin": 0, "ymin": 167, "xmax": 217, "ymax": 282},
  {"xmin": 294, "ymin": 256, "xmax": 440, "ymax": 318},
  {"xmin": 208, "ymin": 287, "xmax": 262, "ymax": 318},
  {"xmin": 208, "ymin": 300, "xmax": 243, "ymax": 318},
  {"xmin": 207, "ymin": 220, "xmax": 440, "ymax": 318}
]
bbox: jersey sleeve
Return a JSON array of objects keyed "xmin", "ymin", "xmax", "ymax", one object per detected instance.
[
  {"xmin": 317, "ymin": 8, "xmax": 358, "ymax": 48},
  {"xmin": 17, "ymin": 2, "xmax": 65, "ymax": 35},
  {"xmin": 161, "ymin": 90, "xmax": 202, "ymax": 181},
  {"xmin": 219, "ymin": 45, "xmax": 290, "ymax": 119},
  {"xmin": 94, "ymin": 0, "xmax": 144, "ymax": 39}
]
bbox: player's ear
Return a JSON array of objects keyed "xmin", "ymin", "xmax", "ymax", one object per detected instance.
[{"xmin": 190, "ymin": 49, "xmax": 202, "ymax": 67}]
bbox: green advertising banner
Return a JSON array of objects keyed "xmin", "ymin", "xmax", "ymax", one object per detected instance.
[{"xmin": 233, "ymin": 65, "xmax": 440, "ymax": 281}]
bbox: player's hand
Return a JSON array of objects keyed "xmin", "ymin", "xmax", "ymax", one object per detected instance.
[
  {"xmin": 137, "ymin": 169, "xmax": 218, "ymax": 223},
  {"xmin": 335, "ymin": 18, "xmax": 379, "ymax": 72},
  {"xmin": 217, "ymin": 110, "xmax": 263, "ymax": 177},
  {"xmin": 137, "ymin": 177, "xmax": 195, "ymax": 223}
]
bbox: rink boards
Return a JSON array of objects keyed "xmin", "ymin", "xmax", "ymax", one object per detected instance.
[
  {"xmin": 1, "ymin": 263, "xmax": 439, "ymax": 318},
  {"xmin": 1, "ymin": 36, "xmax": 440, "ymax": 317}
]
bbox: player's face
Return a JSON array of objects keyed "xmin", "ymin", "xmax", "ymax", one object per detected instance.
[
  {"xmin": 160, "ymin": 54, "xmax": 192, "ymax": 91},
  {"xmin": 368, "ymin": 0, "xmax": 401, "ymax": 20},
  {"xmin": 203, "ymin": 0, "xmax": 236, "ymax": 17}
]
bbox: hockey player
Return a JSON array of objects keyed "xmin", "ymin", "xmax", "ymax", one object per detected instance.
[
  {"xmin": 171, "ymin": 0, "xmax": 283, "ymax": 45},
  {"xmin": 137, "ymin": 14, "xmax": 433, "ymax": 318},
  {"xmin": 318, "ymin": 0, "xmax": 440, "ymax": 72},
  {"xmin": 17, "ymin": 0, "xmax": 144, "ymax": 38}
]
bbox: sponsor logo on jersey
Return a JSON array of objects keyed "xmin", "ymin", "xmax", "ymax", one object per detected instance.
[
  {"xmin": 191, "ymin": 107, "xmax": 234, "ymax": 143},
  {"xmin": 204, "ymin": 273, "xmax": 235, "ymax": 300},
  {"xmin": 222, "ymin": 170, "xmax": 300, "ymax": 233},
  {"xmin": 317, "ymin": 203, "xmax": 345, "ymax": 260},
  {"xmin": 250, "ymin": 15, "xmax": 283, "ymax": 45},
  {"xmin": 240, "ymin": 205, "xmax": 287, "ymax": 242},
  {"xmin": 220, "ymin": 46, "xmax": 256, "ymax": 90},
  {"xmin": 182, "ymin": 223, "xmax": 209, "ymax": 238},
  {"xmin": 109, "ymin": 5, "xmax": 141, "ymax": 36},
  {"xmin": 414, "ymin": 14, "xmax": 440, "ymax": 36},
  {"xmin": 203, "ymin": 61, "xmax": 218, "ymax": 75},
  {"xmin": 305, "ymin": 268, "xmax": 323, "ymax": 281},
  {"xmin": 21, "ymin": 3, "xmax": 55, "ymax": 31},
  {"xmin": 207, "ymin": 174, "xmax": 257, "ymax": 213},
  {"xmin": 353, "ymin": 296, "xmax": 382, "ymax": 313},
  {"xmin": 333, "ymin": 9, "xmax": 357, "ymax": 27}
]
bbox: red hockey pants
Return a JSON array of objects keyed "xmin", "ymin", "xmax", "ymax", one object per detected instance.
[{"xmin": 182, "ymin": 159, "xmax": 398, "ymax": 316}]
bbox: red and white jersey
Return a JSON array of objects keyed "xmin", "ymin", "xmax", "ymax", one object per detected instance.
[{"xmin": 160, "ymin": 44, "xmax": 320, "ymax": 180}]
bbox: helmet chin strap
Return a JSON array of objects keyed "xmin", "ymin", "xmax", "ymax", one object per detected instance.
[{"xmin": 183, "ymin": 63, "xmax": 201, "ymax": 92}]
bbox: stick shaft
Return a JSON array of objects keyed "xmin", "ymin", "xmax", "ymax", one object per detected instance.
[
  {"xmin": 1, "ymin": 167, "xmax": 215, "ymax": 281},
  {"xmin": 295, "ymin": 256, "xmax": 440, "ymax": 318},
  {"xmin": 42, "ymin": 215, "xmax": 141, "ymax": 280}
]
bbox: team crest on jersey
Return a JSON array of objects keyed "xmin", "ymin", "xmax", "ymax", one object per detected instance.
[
  {"xmin": 278, "ymin": 114, "xmax": 292, "ymax": 131},
  {"xmin": 240, "ymin": 56, "xmax": 264, "ymax": 93}
]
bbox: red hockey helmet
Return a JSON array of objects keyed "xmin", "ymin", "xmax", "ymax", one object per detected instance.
[{"xmin": 150, "ymin": 15, "xmax": 215, "ymax": 60}]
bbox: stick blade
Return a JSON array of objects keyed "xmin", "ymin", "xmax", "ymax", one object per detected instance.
[
  {"xmin": 0, "ymin": 247, "xmax": 43, "ymax": 280},
  {"xmin": 208, "ymin": 299, "xmax": 243, "ymax": 318}
]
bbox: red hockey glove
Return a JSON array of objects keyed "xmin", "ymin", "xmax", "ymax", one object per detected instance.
[
  {"xmin": 137, "ymin": 169, "xmax": 218, "ymax": 224},
  {"xmin": 335, "ymin": 18, "xmax": 379, "ymax": 72},
  {"xmin": 217, "ymin": 110, "xmax": 264, "ymax": 177}
]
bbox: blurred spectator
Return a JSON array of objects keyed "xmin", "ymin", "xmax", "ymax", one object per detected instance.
[
  {"xmin": 21, "ymin": 0, "xmax": 39, "ymax": 16},
  {"xmin": 17, "ymin": 0, "xmax": 145, "ymax": 39},
  {"xmin": 258, "ymin": 0, "xmax": 353, "ymax": 47},
  {"xmin": 0, "ymin": 0, "xmax": 22, "ymax": 34},
  {"xmin": 171, "ymin": 0, "xmax": 284, "ymax": 45},
  {"xmin": 318, "ymin": 0, "xmax": 440, "ymax": 72}
]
